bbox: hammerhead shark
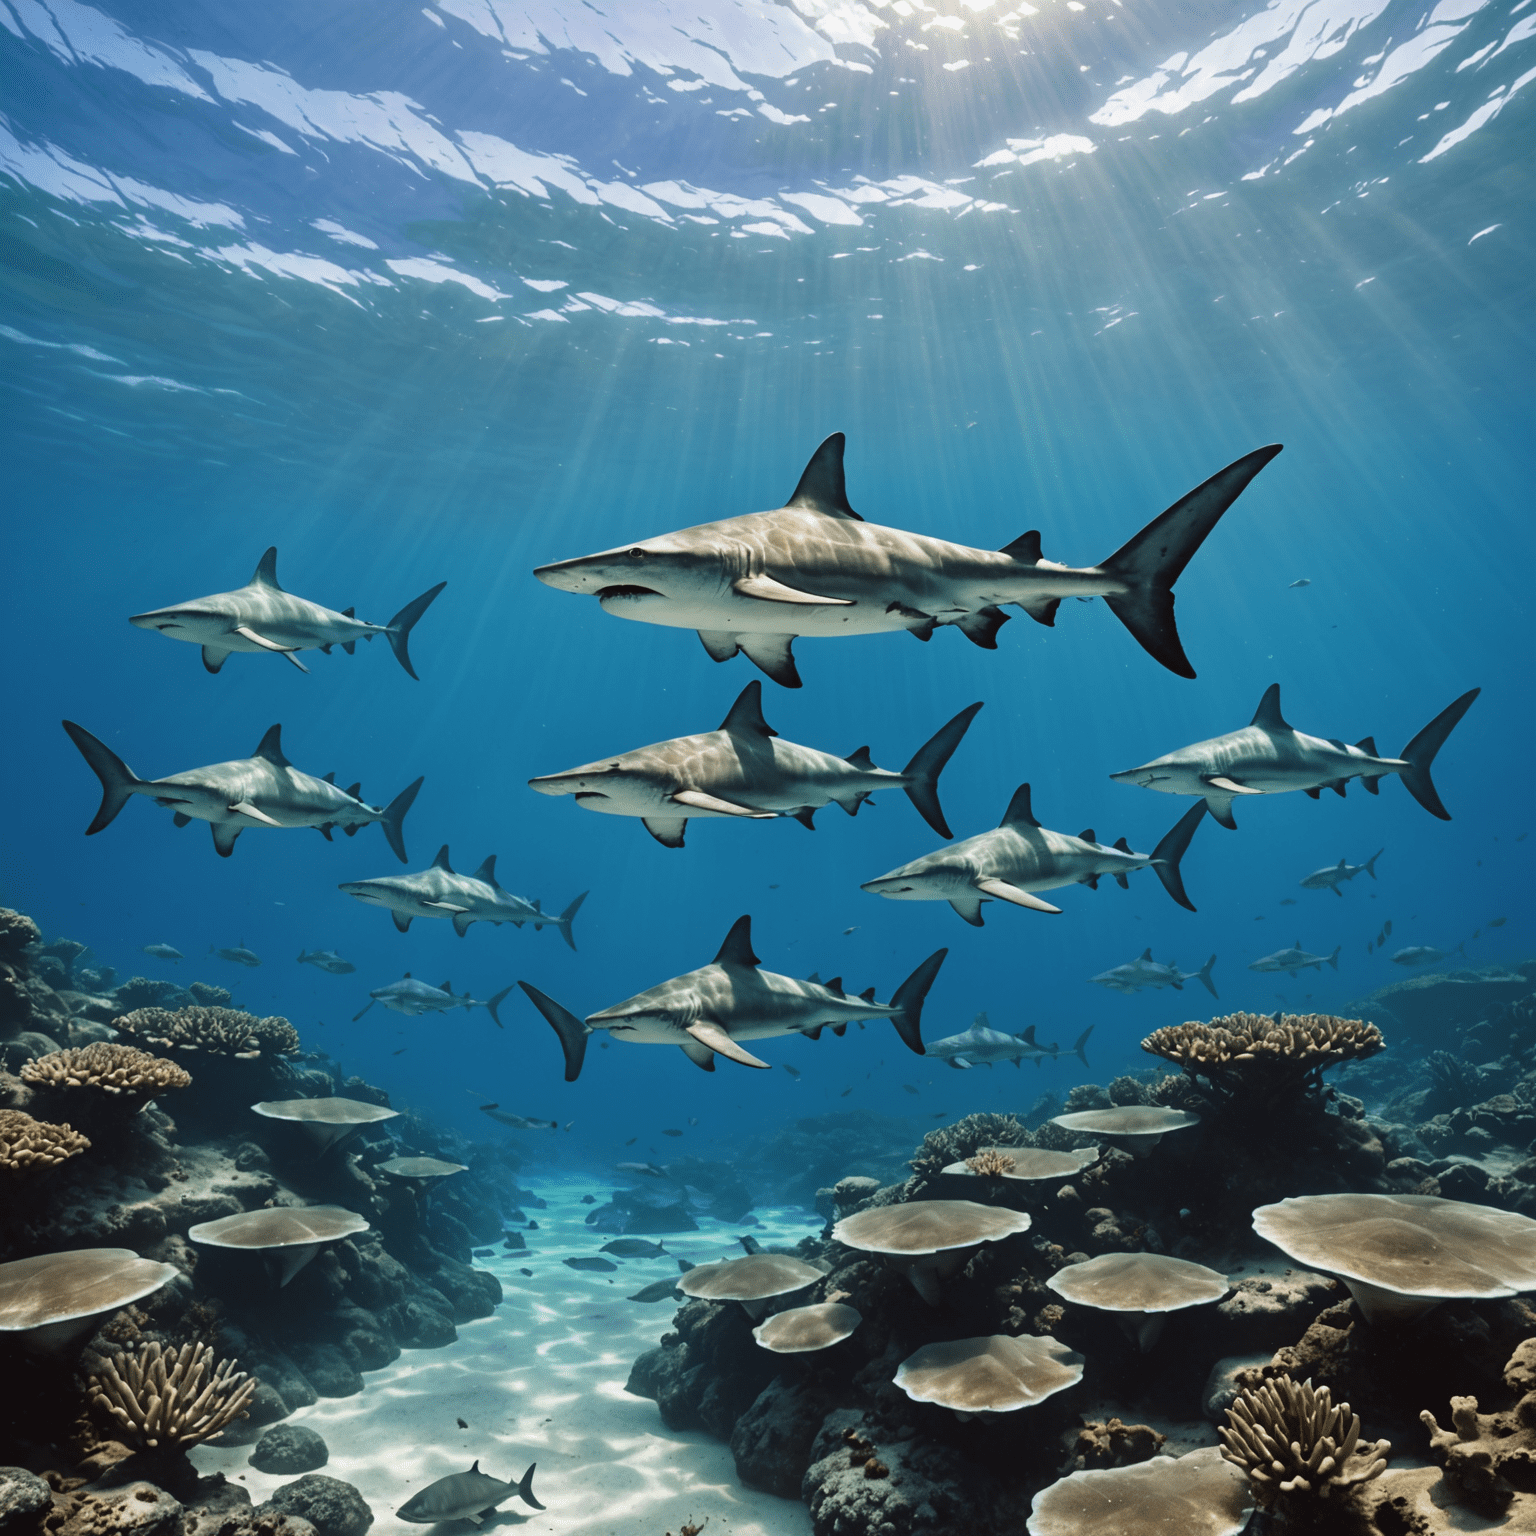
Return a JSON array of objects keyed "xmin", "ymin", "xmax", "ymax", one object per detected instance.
[
  {"xmin": 1299, "ymin": 850, "xmax": 1383, "ymax": 895},
  {"xmin": 860, "ymin": 785, "xmax": 1207, "ymax": 926},
  {"xmin": 1109, "ymin": 684, "xmax": 1480, "ymax": 829},
  {"xmin": 533, "ymin": 434, "xmax": 1282, "ymax": 686},
  {"xmin": 339, "ymin": 847, "xmax": 587, "ymax": 947},
  {"xmin": 353, "ymin": 973, "xmax": 513, "ymax": 1024},
  {"xmin": 63, "ymin": 721, "xmax": 421, "ymax": 860},
  {"xmin": 130, "ymin": 548, "xmax": 446, "ymax": 677},
  {"xmin": 517, "ymin": 915, "xmax": 946, "ymax": 1079},
  {"xmin": 528, "ymin": 681, "xmax": 981, "ymax": 847}
]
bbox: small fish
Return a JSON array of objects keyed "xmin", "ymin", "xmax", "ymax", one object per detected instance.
[
  {"xmin": 902, "ymin": 1084, "xmax": 919, "ymax": 1095},
  {"xmin": 1367, "ymin": 941, "xmax": 1374, "ymax": 954},
  {"xmin": 1384, "ymin": 919, "xmax": 1393, "ymax": 937},
  {"xmin": 212, "ymin": 941, "xmax": 261, "ymax": 967},
  {"xmin": 392, "ymin": 1048, "xmax": 408, "ymax": 1055},
  {"xmin": 781, "ymin": 1064, "xmax": 801, "ymax": 1081},
  {"xmin": 397, "ymin": 1462, "xmax": 543, "ymax": 1522},
  {"xmin": 1289, "ymin": 578, "xmax": 1312, "ymax": 588},
  {"xmin": 298, "ymin": 948, "xmax": 356, "ymax": 975},
  {"xmin": 1489, "ymin": 916, "xmax": 1506, "ymax": 928},
  {"xmin": 564, "ymin": 1121, "xmax": 575, "ymax": 1131},
  {"xmin": 840, "ymin": 1087, "xmax": 852, "ymax": 1097},
  {"xmin": 769, "ymin": 883, "xmax": 780, "ymax": 889},
  {"xmin": 627, "ymin": 1278, "xmax": 682, "ymax": 1303},
  {"xmin": 142, "ymin": 943, "xmax": 182, "ymax": 961},
  {"xmin": 479, "ymin": 1105, "xmax": 558, "ymax": 1131},
  {"xmin": 843, "ymin": 927, "xmax": 859, "ymax": 936},
  {"xmin": 738, "ymin": 1235, "xmax": 762, "ymax": 1254},
  {"xmin": 616, "ymin": 1161, "xmax": 668, "ymax": 1178},
  {"xmin": 688, "ymin": 1118, "xmax": 699, "ymax": 1126},
  {"xmin": 564, "ymin": 1256, "xmax": 618, "ymax": 1272},
  {"xmin": 933, "ymin": 1111, "xmax": 948, "ymax": 1118},
  {"xmin": 528, "ymin": 1220, "xmax": 539, "ymax": 1229},
  {"xmin": 472, "ymin": 1249, "xmax": 493, "ymax": 1258},
  {"xmin": 581, "ymin": 1194, "xmax": 595, "ymax": 1205},
  {"xmin": 1279, "ymin": 898, "xmax": 1296, "ymax": 906},
  {"xmin": 661, "ymin": 1128, "xmax": 683, "ymax": 1137},
  {"xmin": 518, "ymin": 1267, "xmax": 533, "ymax": 1276},
  {"xmin": 601, "ymin": 1238, "xmax": 667, "ymax": 1257},
  {"xmin": 456, "ymin": 1418, "xmax": 468, "ymax": 1429},
  {"xmin": 624, "ymin": 1137, "xmax": 637, "ymax": 1146}
]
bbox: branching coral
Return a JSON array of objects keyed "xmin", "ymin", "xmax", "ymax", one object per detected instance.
[
  {"xmin": 1142, "ymin": 1012, "xmax": 1384, "ymax": 1107},
  {"xmin": 22, "ymin": 1043, "xmax": 191, "ymax": 1102},
  {"xmin": 0, "ymin": 1108, "xmax": 91, "ymax": 1170},
  {"xmin": 188, "ymin": 983, "xmax": 232, "ymax": 1009},
  {"xmin": 112, "ymin": 1006, "xmax": 299, "ymax": 1059},
  {"xmin": 1219, "ymin": 1377, "xmax": 1389, "ymax": 1507},
  {"xmin": 111, "ymin": 977, "xmax": 185, "ymax": 1012},
  {"xmin": 90, "ymin": 1341, "xmax": 256, "ymax": 1450},
  {"xmin": 965, "ymin": 1149, "xmax": 1017, "ymax": 1177},
  {"xmin": 906, "ymin": 1112, "xmax": 1032, "ymax": 1191}
]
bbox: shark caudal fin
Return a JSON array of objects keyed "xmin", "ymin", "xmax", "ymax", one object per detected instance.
[
  {"xmin": 888, "ymin": 948, "xmax": 948, "ymax": 1055},
  {"xmin": 1363, "ymin": 848, "xmax": 1383, "ymax": 879},
  {"xmin": 556, "ymin": 891, "xmax": 588, "ymax": 951},
  {"xmin": 385, "ymin": 582, "xmax": 447, "ymax": 681},
  {"xmin": 1327, "ymin": 946, "xmax": 1341, "ymax": 970},
  {"xmin": 518, "ymin": 982, "xmax": 589, "ymax": 1081},
  {"xmin": 379, "ymin": 777, "xmax": 424, "ymax": 864},
  {"xmin": 1193, "ymin": 955, "xmax": 1219, "ymax": 999},
  {"xmin": 900, "ymin": 701, "xmax": 983, "ymax": 838},
  {"xmin": 1098, "ymin": 445, "xmax": 1283, "ymax": 678},
  {"xmin": 1072, "ymin": 1026, "xmax": 1094, "ymax": 1067},
  {"xmin": 485, "ymin": 984, "xmax": 513, "ymax": 1028},
  {"xmin": 1398, "ymin": 688, "xmax": 1480, "ymax": 820},
  {"xmin": 1149, "ymin": 800, "xmax": 1207, "ymax": 911},
  {"xmin": 516, "ymin": 1465, "xmax": 544, "ymax": 1513},
  {"xmin": 62, "ymin": 722, "xmax": 145, "ymax": 835}
]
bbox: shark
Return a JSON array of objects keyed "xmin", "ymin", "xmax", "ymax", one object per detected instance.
[
  {"xmin": 353, "ymin": 973, "xmax": 512, "ymax": 1024},
  {"xmin": 1390, "ymin": 943, "xmax": 1465, "ymax": 967},
  {"xmin": 926, "ymin": 1013, "xmax": 1094, "ymax": 1069},
  {"xmin": 517, "ymin": 914, "xmax": 946, "ymax": 1079},
  {"xmin": 1248, "ymin": 941, "xmax": 1341, "ymax": 977},
  {"xmin": 395, "ymin": 1462, "xmax": 543, "ymax": 1523},
  {"xmin": 1089, "ymin": 950, "xmax": 1219, "ymax": 998},
  {"xmin": 63, "ymin": 721, "xmax": 422, "ymax": 861},
  {"xmin": 528, "ymin": 681, "xmax": 981, "ymax": 847},
  {"xmin": 129, "ymin": 548, "xmax": 446, "ymax": 678},
  {"xmin": 533, "ymin": 434, "xmax": 1282, "ymax": 687},
  {"xmin": 338, "ymin": 846, "xmax": 587, "ymax": 948},
  {"xmin": 142, "ymin": 943, "xmax": 182, "ymax": 962},
  {"xmin": 1109, "ymin": 683, "xmax": 1480, "ymax": 830},
  {"xmin": 1299, "ymin": 850, "xmax": 1383, "ymax": 895},
  {"xmin": 211, "ymin": 942, "xmax": 261, "ymax": 967},
  {"xmin": 860, "ymin": 784, "xmax": 1208, "ymax": 926},
  {"xmin": 297, "ymin": 949, "xmax": 356, "ymax": 974}
]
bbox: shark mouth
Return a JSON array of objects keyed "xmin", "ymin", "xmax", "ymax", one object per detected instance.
[
  {"xmin": 573, "ymin": 792, "xmax": 610, "ymax": 801},
  {"xmin": 596, "ymin": 585, "xmax": 660, "ymax": 600}
]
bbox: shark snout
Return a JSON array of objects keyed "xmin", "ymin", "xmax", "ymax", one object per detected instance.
[
  {"xmin": 860, "ymin": 876, "xmax": 921, "ymax": 899},
  {"xmin": 527, "ymin": 774, "xmax": 578, "ymax": 797},
  {"xmin": 533, "ymin": 557, "xmax": 597, "ymax": 594},
  {"xmin": 129, "ymin": 609, "xmax": 180, "ymax": 632}
]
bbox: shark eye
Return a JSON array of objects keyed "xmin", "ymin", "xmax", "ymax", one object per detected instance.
[{"xmin": 627, "ymin": 547, "xmax": 646, "ymax": 559}]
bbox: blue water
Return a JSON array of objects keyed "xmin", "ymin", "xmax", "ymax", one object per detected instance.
[{"xmin": 2, "ymin": 0, "xmax": 1530, "ymax": 1163}]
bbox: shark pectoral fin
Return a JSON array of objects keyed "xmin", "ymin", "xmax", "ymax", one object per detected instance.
[
  {"xmin": 679, "ymin": 1037, "xmax": 717, "ymax": 1071},
  {"xmin": 1205, "ymin": 776, "xmax": 1262, "ymax": 795},
  {"xmin": 1303, "ymin": 787, "xmax": 1322, "ymax": 800},
  {"xmin": 422, "ymin": 901, "xmax": 471, "ymax": 912},
  {"xmin": 1330, "ymin": 780, "xmax": 1348, "ymax": 797},
  {"xmin": 1205, "ymin": 795, "xmax": 1238, "ymax": 830},
  {"xmin": 948, "ymin": 896, "xmax": 985, "ymax": 926},
  {"xmin": 698, "ymin": 630, "xmax": 741, "ymax": 662},
  {"xmin": 805, "ymin": 1026, "xmax": 823, "ymax": 1040},
  {"xmin": 211, "ymin": 823, "xmax": 241, "ymax": 857},
  {"xmin": 685, "ymin": 1021, "xmax": 769, "ymax": 1069},
  {"xmin": 831, "ymin": 1023, "xmax": 847, "ymax": 1036},
  {"xmin": 172, "ymin": 812, "xmax": 192, "ymax": 828},
  {"xmin": 952, "ymin": 1055, "xmax": 972, "ymax": 1069},
  {"xmin": 391, "ymin": 911, "xmax": 413, "ymax": 933},
  {"xmin": 671, "ymin": 789, "xmax": 773, "ymax": 819},
  {"xmin": 733, "ymin": 573, "xmax": 852, "ymax": 606},
  {"xmin": 1114, "ymin": 873, "xmax": 1129, "ymax": 889},
  {"xmin": 790, "ymin": 807, "xmax": 817, "ymax": 830},
  {"xmin": 201, "ymin": 646, "xmax": 231, "ymax": 674},
  {"xmin": 228, "ymin": 801, "xmax": 284, "ymax": 827},
  {"xmin": 737, "ymin": 633, "xmax": 801, "ymax": 688},
  {"xmin": 642, "ymin": 817, "xmax": 688, "ymax": 848},
  {"xmin": 234, "ymin": 624, "xmax": 307, "ymax": 669},
  {"xmin": 975, "ymin": 879, "xmax": 1062, "ymax": 914},
  {"xmin": 452, "ymin": 913, "xmax": 474, "ymax": 937}
]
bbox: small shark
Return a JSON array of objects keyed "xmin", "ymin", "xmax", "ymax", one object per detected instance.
[
  {"xmin": 926, "ymin": 1013, "xmax": 1094, "ymax": 1069},
  {"xmin": 130, "ymin": 548, "xmax": 446, "ymax": 678},
  {"xmin": 142, "ymin": 943, "xmax": 182, "ymax": 962},
  {"xmin": 1391, "ymin": 944, "xmax": 1465, "ymax": 967},
  {"xmin": 478, "ymin": 1104, "xmax": 557, "ymax": 1130},
  {"xmin": 338, "ymin": 847, "xmax": 586, "ymax": 947},
  {"xmin": 1249, "ymin": 941, "xmax": 1341, "ymax": 977},
  {"xmin": 529, "ymin": 681, "xmax": 980, "ymax": 848},
  {"xmin": 396, "ymin": 1461, "xmax": 543, "ymax": 1523},
  {"xmin": 518, "ymin": 914, "xmax": 946, "ymax": 1079},
  {"xmin": 860, "ymin": 784, "xmax": 1207, "ymax": 926},
  {"xmin": 533, "ymin": 434, "xmax": 1282, "ymax": 686},
  {"xmin": 1109, "ymin": 683, "xmax": 1480, "ymax": 829},
  {"xmin": 1090, "ymin": 950, "xmax": 1219, "ymax": 998},
  {"xmin": 211, "ymin": 942, "xmax": 261, "ymax": 967},
  {"xmin": 1300, "ymin": 850, "xmax": 1383, "ymax": 896},
  {"xmin": 353, "ymin": 973, "xmax": 512, "ymax": 1024},
  {"xmin": 297, "ymin": 949, "xmax": 356, "ymax": 974},
  {"xmin": 63, "ymin": 722, "xmax": 422, "ymax": 861}
]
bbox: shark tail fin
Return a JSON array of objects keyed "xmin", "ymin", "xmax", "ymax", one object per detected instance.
[
  {"xmin": 1194, "ymin": 955, "xmax": 1219, "ymax": 999},
  {"xmin": 557, "ymin": 892, "xmax": 588, "ymax": 951},
  {"xmin": 485, "ymin": 984, "xmax": 513, "ymax": 1029},
  {"xmin": 385, "ymin": 582, "xmax": 447, "ymax": 681},
  {"xmin": 1327, "ymin": 946, "xmax": 1341, "ymax": 971},
  {"xmin": 517, "ymin": 1465, "xmax": 544, "ymax": 1513},
  {"xmin": 380, "ymin": 777, "xmax": 423, "ymax": 863},
  {"xmin": 1399, "ymin": 688, "xmax": 1479, "ymax": 820},
  {"xmin": 1073, "ymin": 1025, "xmax": 1094, "ymax": 1067},
  {"xmin": 1150, "ymin": 800, "xmax": 1207, "ymax": 912},
  {"xmin": 900, "ymin": 701, "xmax": 983, "ymax": 839},
  {"xmin": 62, "ymin": 722, "xmax": 144, "ymax": 835},
  {"xmin": 1363, "ymin": 848, "xmax": 1383, "ymax": 880},
  {"xmin": 888, "ymin": 948, "xmax": 948, "ymax": 1056},
  {"xmin": 518, "ymin": 982, "xmax": 589, "ymax": 1081},
  {"xmin": 1098, "ymin": 445, "xmax": 1283, "ymax": 678}
]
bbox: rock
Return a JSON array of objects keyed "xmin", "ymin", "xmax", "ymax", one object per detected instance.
[
  {"xmin": 585, "ymin": 1186, "xmax": 697, "ymax": 1235},
  {"xmin": 1202, "ymin": 1355, "xmax": 1273, "ymax": 1422},
  {"xmin": 285, "ymin": 1344, "xmax": 362, "ymax": 1399},
  {"xmin": 51, "ymin": 1484, "xmax": 183, "ymax": 1536},
  {"xmin": 250, "ymin": 1426, "xmax": 329, "ymax": 1475},
  {"xmin": 0, "ymin": 1467, "xmax": 51, "ymax": 1532},
  {"xmin": 1210, "ymin": 1269, "xmax": 1337, "ymax": 1355},
  {"xmin": 258, "ymin": 1477, "xmax": 372, "ymax": 1536},
  {"xmin": 730, "ymin": 1377, "xmax": 838, "ymax": 1498},
  {"xmin": 1064, "ymin": 1418, "xmax": 1166, "ymax": 1470}
]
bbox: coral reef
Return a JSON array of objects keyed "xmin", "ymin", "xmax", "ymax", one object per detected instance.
[
  {"xmin": 90, "ymin": 1342, "xmax": 256, "ymax": 1450},
  {"xmin": 0, "ymin": 1109, "xmax": 91, "ymax": 1171},
  {"xmin": 111, "ymin": 1009, "xmax": 298, "ymax": 1060},
  {"xmin": 22, "ymin": 1047, "xmax": 191, "ymax": 1106},
  {"xmin": 1420, "ymin": 1338, "xmax": 1536, "ymax": 1514}
]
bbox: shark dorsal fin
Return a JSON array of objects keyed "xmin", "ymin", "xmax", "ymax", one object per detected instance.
[
  {"xmin": 1141, "ymin": 948, "xmax": 1153, "ymax": 960},
  {"xmin": 784, "ymin": 433, "xmax": 862, "ymax": 520},
  {"xmin": 1078, "ymin": 828, "xmax": 1096, "ymax": 844},
  {"xmin": 469, "ymin": 1461, "xmax": 479, "ymax": 1474},
  {"xmin": 345, "ymin": 783, "xmax": 361, "ymax": 799},
  {"xmin": 845, "ymin": 746, "xmax": 875, "ymax": 770},
  {"xmin": 1250, "ymin": 684, "xmax": 1291, "ymax": 732},
  {"xmin": 805, "ymin": 971, "xmax": 821, "ymax": 984},
  {"xmin": 999, "ymin": 531, "xmax": 1042, "ymax": 564},
  {"xmin": 859, "ymin": 986, "xmax": 875, "ymax": 1002},
  {"xmin": 1356, "ymin": 735, "xmax": 1378, "ymax": 755},
  {"xmin": 432, "ymin": 845, "xmax": 453, "ymax": 871},
  {"xmin": 253, "ymin": 724, "xmax": 289, "ymax": 766},
  {"xmin": 250, "ymin": 548, "xmax": 282, "ymax": 590},
  {"xmin": 718, "ymin": 681, "xmax": 777, "ymax": 738},
  {"xmin": 472, "ymin": 854, "xmax": 498, "ymax": 885},
  {"xmin": 999, "ymin": 784, "xmax": 1039, "ymax": 829},
  {"xmin": 1114, "ymin": 836, "xmax": 1132, "ymax": 853},
  {"xmin": 713, "ymin": 915, "xmax": 760, "ymax": 968},
  {"xmin": 973, "ymin": 1012, "xmax": 989, "ymax": 1029},
  {"xmin": 322, "ymin": 771, "xmax": 335, "ymax": 784},
  {"xmin": 439, "ymin": 979, "xmax": 452, "ymax": 993},
  {"xmin": 1021, "ymin": 1024, "xmax": 1038, "ymax": 1043},
  {"xmin": 342, "ymin": 606, "xmax": 354, "ymax": 618},
  {"xmin": 1337, "ymin": 856, "xmax": 1348, "ymax": 868}
]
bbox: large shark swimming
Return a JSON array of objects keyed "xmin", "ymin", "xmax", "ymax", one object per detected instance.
[
  {"xmin": 517, "ymin": 915, "xmax": 945, "ymax": 1078},
  {"xmin": 528, "ymin": 681, "xmax": 980, "ymax": 847},
  {"xmin": 1110, "ymin": 684, "xmax": 1480, "ymax": 829},
  {"xmin": 533, "ymin": 434, "xmax": 1282, "ymax": 686},
  {"xmin": 860, "ymin": 785, "xmax": 1207, "ymax": 926},
  {"xmin": 129, "ymin": 549, "xmax": 446, "ymax": 677},
  {"xmin": 62, "ymin": 722, "xmax": 422, "ymax": 860}
]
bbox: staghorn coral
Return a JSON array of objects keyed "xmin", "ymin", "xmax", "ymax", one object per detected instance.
[
  {"xmin": 905, "ymin": 1112, "xmax": 1031, "ymax": 1192},
  {"xmin": 1220, "ymin": 1376, "xmax": 1389, "ymax": 1509},
  {"xmin": 965, "ymin": 1149, "xmax": 1016, "ymax": 1177},
  {"xmin": 112, "ymin": 1006, "xmax": 299, "ymax": 1059},
  {"xmin": 0, "ymin": 1107, "xmax": 91, "ymax": 1170},
  {"xmin": 90, "ymin": 1341, "xmax": 257, "ymax": 1451},
  {"xmin": 187, "ymin": 983, "xmax": 232, "ymax": 1009},
  {"xmin": 1419, "ymin": 1339, "xmax": 1536, "ymax": 1515},
  {"xmin": 22, "ymin": 1043, "xmax": 191, "ymax": 1102},
  {"xmin": 1143, "ymin": 1012, "xmax": 1384, "ymax": 1108}
]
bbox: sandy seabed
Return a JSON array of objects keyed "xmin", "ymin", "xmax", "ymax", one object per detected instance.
[{"xmin": 192, "ymin": 1172, "xmax": 814, "ymax": 1536}]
